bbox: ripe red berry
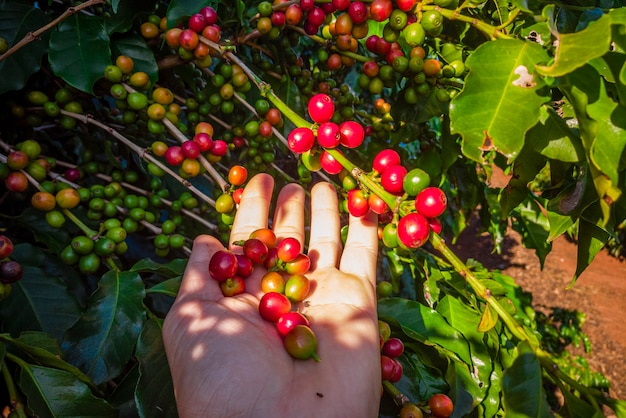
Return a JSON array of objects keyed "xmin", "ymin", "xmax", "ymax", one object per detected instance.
[
  {"xmin": 0, "ymin": 236, "xmax": 14, "ymax": 259},
  {"xmin": 347, "ymin": 189, "xmax": 369, "ymax": 217},
  {"xmin": 276, "ymin": 312, "xmax": 310, "ymax": 336},
  {"xmin": 209, "ymin": 140, "xmax": 228, "ymax": 157},
  {"xmin": 381, "ymin": 165, "xmax": 407, "ymax": 195},
  {"xmin": 271, "ymin": 11, "xmax": 286, "ymax": 26},
  {"xmin": 428, "ymin": 217, "xmax": 442, "ymax": 234},
  {"xmin": 396, "ymin": 0, "xmax": 417, "ymax": 12},
  {"xmin": 429, "ymin": 394, "xmax": 454, "ymax": 418},
  {"xmin": 164, "ymin": 146, "xmax": 185, "ymax": 166},
  {"xmin": 307, "ymin": 7, "xmax": 326, "ymax": 27},
  {"xmin": 320, "ymin": 150, "xmax": 343, "ymax": 175},
  {"xmin": 188, "ymin": 13, "xmax": 207, "ymax": 33},
  {"xmin": 382, "ymin": 337, "xmax": 404, "ymax": 358},
  {"xmin": 199, "ymin": 6, "xmax": 218, "ymax": 25},
  {"xmin": 348, "ymin": 1, "xmax": 368, "ymax": 24},
  {"xmin": 369, "ymin": 0, "xmax": 393, "ymax": 22},
  {"xmin": 182, "ymin": 141, "xmax": 201, "ymax": 159},
  {"xmin": 277, "ymin": 237, "xmax": 301, "ymax": 263},
  {"xmin": 243, "ymin": 238, "xmax": 268, "ymax": 264},
  {"xmin": 288, "ymin": 127, "xmax": 315, "ymax": 154},
  {"xmin": 368, "ymin": 193, "xmax": 389, "ymax": 215},
  {"xmin": 193, "ymin": 133, "xmax": 213, "ymax": 152},
  {"xmin": 415, "ymin": 187, "xmax": 447, "ymax": 218},
  {"xmin": 300, "ymin": 0, "xmax": 315, "ymax": 11},
  {"xmin": 365, "ymin": 35, "xmax": 380, "ymax": 53},
  {"xmin": 372, "ymin": 149, "xmax": 401, "ymax": 174},
  {"xmin": 284, "ymin": 253, "xmax": 311, "ymax": 275},
  {"xmin": 0, "ymin": 260, "xmax": 23, "ymax": 284},
  {"xmin": 308, "ymin": 93, "xmax": 335, "ymax": 124},
  {"xmin": 338, "ymin": 120, "xmax": 364, "ymax": 148},
  {"xmin": 259, "ymin": 292, "xmax": 292, "ymax": 322},
  {"xmin": 235, "ymin": 253, "xmax": 254, "ymax": 278},
  {"xmin": 381, "ymin": 355, "xmax": 402, "ymax": 382},
  {"xmin": 208, "ymin": 250, "xmax": 238, "ymax": 282},
  {"xmin": 64, "ymin": 167, "xmax": 81, "ymax": 182},
  {"xmin": 317, "ymin": 122, "xmax": 341, "ymax": 148},
  {"xmin": 397, "ymin": 213, "xmax": 430, "ymax": 249}
]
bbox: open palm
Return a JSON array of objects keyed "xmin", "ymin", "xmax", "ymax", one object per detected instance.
[{"xmin": 163, "ymin": 174, "xmax": 381, "ymax": 418}]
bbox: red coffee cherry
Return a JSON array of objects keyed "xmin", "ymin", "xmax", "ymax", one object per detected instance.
[
  {"xmin": 429, "ymin": 394, "xmax": 454, "ymax": 418},
  {"xmin": 243, "ymin": 238, "xmax": 268, "ymax": 264},
  {"xmin": 347, "ymin": 189, "xmax": 369, "ymax": 217},
  {"xmin": 219, "ymin": 276, "xmax": 245, "ymax": 297},
  {"xmin": 276, "ymin": 312, "xmax": 310, "ymax": 336},
  {"xmin": 415, "ymin": 187, "xmax": 447, "ymax": 218},
  {"xmin": 208, "ymin": 250, "xmax": 238, "ymax": 282},
  {"xmin": 320, "ymin": 150, "xmax": 344, "ymax": 175},
  {"xmin": 0, "ymin": 236, "xmax": 15, "ymax": 259},
  {"xmin": 397, "ymin": 212, "xmax": 430, "ymax": 249},
  {"xmin": 338, "ymin": 120, "xmax": 364, "ymax": 148},
  {"xmin": 317, "ymin": 122, "xmax": 341, "ymax": 148},
  {"xmin": 381, "ymin": 165, "xmax": 407, "ymax": 195},
  {"xmin": 307, "ymin": 93, "xmax": 335, "ymax": 124},
  {"xmin": 259, "ymin": 292, "xmax": 292, "ymax": 322},
  {"xmin": 382, "ymin": 337, "xmax": 404, "ymax": 358},
  {"xmin": 277, "ymin": 237, "xmax": 301, "ymax": 263},
  {"xmin": 372, "ymin": 149, "xmax": 401, "ymax": 174},
  {"xmin": 288, "ymin": 127, "xmax": 316, "ymax": 154}
]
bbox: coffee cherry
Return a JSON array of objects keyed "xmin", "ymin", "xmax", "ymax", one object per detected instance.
[
  {"xmin": 348, "ymin": 1, "xmax": 368, "ymax": 24},
  {"xmin": 397, "ymin": 213, "xmax": 430, "ymax": 249},
  {"xmin": 399, "ymin": 403, "xmax": 424, "ymax": 418},
  {"xmin": 209, "ymin": 250, "xmax": 238, "ymax": 282},
  {"xmin": 277, "ymin": 237, "xmax": 301, "ymax": 262},
  {"xmin": 307, "ymin": 93, "xmax": 335, "ymax": 123},
  {"xmin": 243, "ymin": 238, "xmax": 268, "ymax": 264},
  {"xmin": 372, "ymin": 149, "xmax": 401, "ymax": 174},
  {"xmin": 415, "ymin": 187, "xmax": 447, "ymax": 218},
  {"xmin": 429, "ymin": 394, "xmax": 454, "ymax": 418},
  {"xmin": 249, "ymin": 228, "xmax": 277, "ymax": 249},
  {"xmin": 317, "ymin": 122, "xmax": 341, "ymax": 148},
  {"xmin": 261, "ymin": 271, "xmax": 285, "ymax": 293},
  {"xmin": 220, "ymin": 276, "xmax": 245, "ymax": 297},
  {"xmin": 284, "ymin": 274, "xmax": 310, "ymax": 302},
  {"xmin": 347, "ymin": 189, "xmax": 369, "ymax": 217},
  {"xmin": 0, "ymin": 236, "xmax": 14, "ymax": 259},
  {"xmin": 0, "ymin": 260, "xmax": 23, "ymax": 283},
  {"xmin": 31, "ymin": 191, "xmax": 56, "ymax": 211},
  {"xmin": 382, "ymin": 337, "xmax": 404, "ymax": 358},
  {"xmin": 259, "ymin": 292, "xmax": 291, "ymax": 322},
  {"xmin": 288, "ymin": 127, "xmax": 315, "ymax": 154},
  {"xmin": 276, "ymin": 312, "xmax": 309, "ymax": 336},
  {"xmin": 381, "ymin": 165, "xmax": 407, "ymax": 195},
  {"xmin": 403, "ymin": 168, "xmax": 430, "ymax": 196},
  {"xmin": 338, "ymin": 120, "xmax": 364, "ymax": 148},
  {"xmin": 284, "ymin": 253, "xmax": 311, "ymax": 275},
  {"xmin": 320, "ymin": 150, "xmax": 344, "ymax": 175},
  {"xmin": 284, "ymin": 325, "xmax": 318, "ymax": 360},
  {"xmin": 4, "ymin": 171, "xmax": 28, "ymax": 192}
]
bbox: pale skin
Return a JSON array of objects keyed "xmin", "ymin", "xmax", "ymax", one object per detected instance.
[{"xmin": 162, "ymin": 173, "xmax": 381, "ymax": 418}]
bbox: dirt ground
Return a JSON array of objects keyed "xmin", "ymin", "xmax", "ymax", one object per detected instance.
[{"xmin": 448, "ymin": 219, "xmax": 626, "ymax": 405}]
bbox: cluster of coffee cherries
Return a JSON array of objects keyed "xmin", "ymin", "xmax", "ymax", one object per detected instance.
[
  {"xmin": 209, "ymin": 228, "xmax": 318, "ymax": 361},
  {"xmin": 1, "ymin": 139, "xmax": 49, "ymax": 193},
  {"xmin": 287, "ymin": 93, "xmax": 365, "ymax": 173},
  {"xmin": 162, "ymin": 6, "xmax": 220, "ymax": 67},
  {"xmin": 378, "ymin": 320, "xmax": 404, "ymax": 383},
  {"xmin": 0, "ymin": 235, "xmax": 22, "ymax": 300}
]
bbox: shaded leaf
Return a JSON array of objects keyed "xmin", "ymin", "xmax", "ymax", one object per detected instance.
[
  {"xmin": 17, "ymin": 363, "xmax": 117, "ymax": 418},
  {"xmin": 561, "ymin": 385, "xmax": 603, "ymax": 418},
  {"xmin": 445, "ymin": 361, "xmax": 480, "ymax": 418},
  {"xmin": 537, "ymin": 13, "xmax": 611, "ymax": 77},
  {"xmin": 450, "ymin": 39, "xmax": 551, "ymax": 162},
  {"xmin": 106, "ymin": 0, "xmax": 154, "ymax": 34},
  {"xmin": 135, "ymin": 318, "xmax": 177, "ymax": 418},
  {"xmin": 147, "ymin": 278, "xmax": 181, "ymax": 298},
  {"xmin": 0, "ymin": 2, "xmax": 50, "ymax": 94},
  {"xmin": 511, "ymin": 198, "xmax": 552, "ymax": 268},
  {"xmin": 166, "ymin": 0, "xmax": 210, "ymax": 28},
  {"xmin": 63, "ymin": 271, "xmax": 146, "ymax": 385},
  {"xmin": 49, "ymin": 14, "xmax": 111, "ymax": 93},
  {"xmin": 0, "ymin": 244, "xmax": 82, "ymax": 341},
  {"xmin": 131, "ymin": 258, "xmax": 187, "ymax": 278},
  {"xmin": 502, "ymin": 341, "xmax": 551, "ymax": 418}
]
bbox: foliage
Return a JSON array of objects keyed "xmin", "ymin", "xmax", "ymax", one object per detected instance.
[{"xmin": 0, "ymin": 0, "xmax": 625, "ymax": 417}]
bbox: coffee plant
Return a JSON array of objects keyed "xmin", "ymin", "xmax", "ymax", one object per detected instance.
[{"xmin": 0, "ymin": 0, "xmax": 625, "ymax": 416}]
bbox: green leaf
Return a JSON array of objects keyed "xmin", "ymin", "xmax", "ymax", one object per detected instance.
[
  {"xmin": 537, "ymin": 14, "xmax": 612, "ymax": 78},
  {"xmin": 106, "ymin": 0, "xmax": 154, "ymax": 34},
  {"xmin": 477, "ymin": 304, "xmax": 498, "ymax": 333},
  {"xmin": 547, "ymin": 210, "xmax": 575, "ymax": 242},
  {"xmin": 0, "ymin": 333, "xmax": 94, "ymax": 387},
  {"xmin": 502, "ymin": 341, "xmax": 552, "ymax": 418},
  {"xmin": 131, "ymin": 258, "xmax": 187, "ymax": 278},
  {"xmin": 147, "ymin": 277, "xmax": 181, "ymax": 297},
  {"xmin": 560, "ymin": 385, "xmax": 603, "ymax": 418},
  {"xmin": 450, "ymin": 39, "xmax": 551, "ymax": 162},
  {"xmin": 18, "ymin": 207, "xmax": 71, "ymax": 254},
  {"xmin": 0, "ymin": 2, "xmax": 51, "ymax": 94},
  {"xmin": 135, "ymin": 318, "xmax": 177, "ymax": 418},
  {"xmin": 0, "ymin": 245, "xmax": 82, "ymax": 341},
  {"xmin": 511, "ymin": 198, "xmax": 552, "ymax": 267},
  {"xmin": 378, "ymin": 298, "xmax": 473, "ymax": 365},
  {"xmin": 526, "ymin": 106, "xmax": 584, "ymax": 163},
  {"xmin": 445, "ymin": 361, "xmax": 480, "ymax": 418},
  {"xmin": 111, "ymin": 34, "xmax": 158, "ymax": 85},
  {"xmin": 570, "ymin": 216, "xmax": 610, "ymax": 287},
  {"xmin": 49, "ymin": 14, "xmax": 111, "ymax": 93},
  {"xmin": 63, "ymin": 271, "xmax": 146, "ymax": 385},
  {"xmin": 16, "ymin": 363, "xmax": 117, "ymax": 418}
]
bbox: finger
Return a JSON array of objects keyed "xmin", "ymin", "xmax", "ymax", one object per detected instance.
[
  {"xmin": 307, "ymin": 182, "xmax": 341, "ymax": 270},
  {"xmin": 229, "ymin": 173, "xmax": 274, "ymax": 248},
  {"xmin": 339, "ymin": 210, "xmax": 379, "ymax": 285},
  {"xmin": 176, "ymin": 235, "xmax": 225, "ymax": 302},
  {"xmin": 272, "ymin": 182, "xmax": 306, "ymax": 246}
]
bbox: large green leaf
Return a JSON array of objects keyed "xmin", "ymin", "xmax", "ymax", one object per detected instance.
[
  {"xmin": 0, "ymin": 1, "xmax": 50, "ymax": 94},
  {"xmin": 49, "ymin": 14, "xmax": 111, "ymax": 93},
  {"xmin": 378, "ymin": 298, "xmax": 472, "ymax": 365},
  {"xmin": 0, "ymin": 244, "xmax": 82, "ymax": 341},
  {"xmin": 450, "ymin": 39, "xmax": 551, "ymax": 163},
  {"xmin": 536, "ymin": 13, "xmax": 612, "ymax": 78},
  {"xmin": 502, "ymin": 342, "xmax": 551, "ymax": 418},
  {"xmin": 526, "ymin": 106, "xmax": 584, "ymax": 163},
  {"xmin": 571, "ymin": 216, "xmax": 610, "ymax": 286},
  {"xmin": 63, "ymin": 271, "xmax": 146, "ymax": 385},
  {"xmin": 135, "ymin": 318, "xmax": 177, "ymax": 418},
  {"xmin": 0, "ymin": 332, "xmax": 93, "ymax": 387},
  {"xmin": 445, "ymin": 361, "xmax": 480, "ymax": 418},
  {"xmin": 130, "ymin": 258, "xmax": 187, "ymax": 278},
  {"xmin": 16, "ymin": 363, "xmax": 117, "ymax": 418},
  {"xmin": 147, "ymin": 278, "xmax": 181, "ymax": 297},
  {"xmin": 106, "ymin": 0, "xmax": 154, "ymax": 34}
]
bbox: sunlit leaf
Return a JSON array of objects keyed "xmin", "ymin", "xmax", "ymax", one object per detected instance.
[
  {"xmin": 450, "ymin": 39, "xmax": 551, "ymax": 162},
  {"xmin": 570, "ymin": 216, "xmax": 610, "ymax": 287},
  {"xmin": 502, "ymin": 341, "xmax": 552, "ymax": 417},
  {"xmin": 511, "ymin": 198, "xmax": 552, "ymax": 267}
]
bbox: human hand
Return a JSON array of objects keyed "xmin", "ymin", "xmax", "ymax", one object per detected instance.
[{"xmin": 163, "ymin": 173, "xmax": 381, "ymax": 418}]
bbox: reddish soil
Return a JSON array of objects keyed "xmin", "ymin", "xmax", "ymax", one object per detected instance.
[{"xmin": 449, "ymin": 219, "xmax": 626, "ymax": 404}]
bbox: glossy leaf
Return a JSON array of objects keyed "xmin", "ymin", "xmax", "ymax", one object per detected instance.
[
  {"xmin": 0, "ymin": 333, "xmax": 93, "ymax": 387},
  {"xmin": 526, "ymin": 106, "xmax": 584, "ymax": 163},
  {"xmin": 63, "ymin": 271, "xmax": 146, "ymax": 385},
  {"xmin": 512, "ymin": 198, "xmax": 552, "ymax": 268},
  {"xmin": 445, "ymin": 361, "xmax": 481, "ymax": 418},
  {"xmin": 378, "ymin": 298, "xmax": 472, "ymax": 365},
  {"xmin": 131, "ymin": 258, "xmax": 187, "ymax": 278},
  {"xmin": 49, "ymin": 14, "xmax": 111, "ymax": 93},
  {"xmin": 502, "ymin": 342, "xmax": 552, "ymax": 417},
  {"xmin": 537, "ymin": 14, "xmax": 612, "ymax": 77},
  {"xmin": 106, "ymin": 0, "xmax": 154, "ymax": 33},
  {"xmin": 450, "ymin": 39, "xmax": 551, "ymax": 162},
  {"xmin": 477, "ymin": 304, "xmax": 498, "ymax": 333},
  {"xmin": 166, "ymin": 0, "xmax": 211, "ymax": 28},
  {"xmin": 0, "ymin": 245, "xmax": 81, "ymax": 341},
  {"xmin": 135, "ymin": 318, "xmax": 177, "ymax": 418},
  {"xmin": 17, "ymin": 363, "xmax": 117, "ymax": 418},
  {"xmin": 147, "ymin": 277, "xmax": 181, "ymax": 297},
  {"xmin": 570, "ymin": 216, "xmax": 610, "ymax": 287}
]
